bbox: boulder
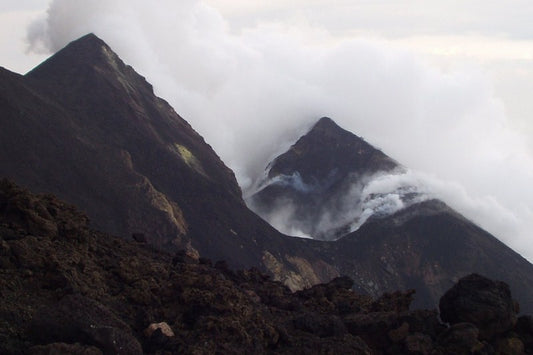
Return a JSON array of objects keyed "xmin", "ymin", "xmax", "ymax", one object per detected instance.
[
  {"xmin": 144, "ymin": 322, "xmax": 175, "ymax": 338},
  {"xmin": 439, "ymin": 273, "xmax": 517, "ymax": 339},
  {"xmin": 144, "ymin": 323, "xmax": 175, "ymax": 352}
]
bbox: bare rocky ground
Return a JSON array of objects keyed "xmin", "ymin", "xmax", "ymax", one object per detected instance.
[{"xmin": 1, "ymin": 178, "xmax": 532, "ymax": 354}]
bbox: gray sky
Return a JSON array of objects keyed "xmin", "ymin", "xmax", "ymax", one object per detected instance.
[{"xmin": 1, "ymin": 0, "xmax": 533, "ymax": 261}]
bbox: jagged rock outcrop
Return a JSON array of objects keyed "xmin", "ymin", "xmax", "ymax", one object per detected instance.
[
  {"xmin": 439, "ymin": 273, "xmax": 518, "ymax": 339},
  {"xmin": 437, "ymin": 274, "xmax": 530, "ymax": 354}
]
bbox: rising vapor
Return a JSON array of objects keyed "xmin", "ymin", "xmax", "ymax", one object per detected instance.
[{"xmin": 26, "ymin": 0, "xmax": 533, "ymax": 260}]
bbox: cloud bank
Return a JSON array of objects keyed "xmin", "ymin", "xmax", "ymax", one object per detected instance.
[{"xmin": 26, "ymin": 0, "xmax": 533, "ymax": 261}]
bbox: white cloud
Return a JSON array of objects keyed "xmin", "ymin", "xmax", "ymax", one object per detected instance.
[
  {"xmin": 0, "ymin": 9, "xmax": 48, "ymax": 73},
  {"xmin": 21, "ymin": 0, "xmax": 533, "ymax": 261},
  {"xmin": 0, "ymin": 0, "xmax": 49, "ymax": 12},
  {"xmin": 206, "ymin": 0, "xmax": 533, "ymax": 40}
]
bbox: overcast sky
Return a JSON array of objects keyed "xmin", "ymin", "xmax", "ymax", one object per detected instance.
[{"xmin": 1, "ymin": 0, "xmax": 533, "ymax": 261}]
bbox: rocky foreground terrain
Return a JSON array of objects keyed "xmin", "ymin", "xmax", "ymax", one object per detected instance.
[{"xmin": 1, "ymin": 179, "xmax": 532, "ymax": 354}]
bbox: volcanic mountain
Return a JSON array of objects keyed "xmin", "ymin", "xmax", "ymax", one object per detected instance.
[
  {"xmin": 248, "ymin": 117, "xmax": 533, "ymax": 311},
  {"xmin": 249, "ymin": 116, "xmax": 403, "ymax": 239},
  {"xmin": 1, "ymin": 34, "xmax": 533, "ymax": 312},
  {"xmin": 0, "ymin": 33, "xmax": 334, "ymax": 286}
]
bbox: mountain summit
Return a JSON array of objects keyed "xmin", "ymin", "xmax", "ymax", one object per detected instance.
[
  {"xmin": 265, "ymin": 116, "xmax": 398, "ymax": 183},
  {"xmin": 249, "ymin": 117, "xmax": 400, "ymax": 239},
  {"xmin": 28, "ymin": 33, "xmax": 119, "ymax": 76}
]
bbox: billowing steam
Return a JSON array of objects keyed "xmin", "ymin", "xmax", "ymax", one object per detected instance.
[
  {"xmin": 345, "ymin": 172, "xmax": 429, "ymax": 232},
  {"xmin": 25, "ymin": 0, "xmax": 533, "ymax": 261},
  {"xmin": 249, "ymin": 169, "xmax": 430, "ymax": 240},
  {"xmin": 251, "ymin": 167, "xmax": 525, "ymax": 245}
]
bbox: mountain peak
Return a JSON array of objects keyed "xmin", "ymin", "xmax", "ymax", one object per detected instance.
[
  {"xmin": 314, "ymin": 116, "xmax": 337, "ymax": 127},
  {"xmin": 249, "ymin": 117, "xmax": 400, "ymax": 239},
  {"xmin": 77, "ymin": 32, "xmax": 101, "ymax": 42},
  {"xmin": 61, "ymin": 33, "xmax": 115, "ymax": 63},
  {"xmin": 27, "ymin": 33, "xmax": 130, "ymax": 84},
  {"xmin": 68, "ymin": 32, "xmax": 106, "ymax": 48},
  {"xmin": 307, "ymin": 116, "xmax": 352, "ymax": 139},
  {"xmin": 25, "ymin": 33, "xmax": 156, "ymax": 105},
  {"xmin": 264, "ymin": 117, "xmax": 398, "ymax": 182}
]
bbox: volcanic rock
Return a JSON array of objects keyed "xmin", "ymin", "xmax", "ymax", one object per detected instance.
[
  {"xmin": 144, "ymin": 322, "xmax": 175, "ymax": 338},
  {"xmin": 1, "ymin": 180, "xmax": 533, "ymax": 354},
  {"xmin": 439, "ymin": 273, "xmax": 518, "ymax": 339},
  {"xmin": 144, "ymin": 322, "xmax": 175, "ymax": 352}
]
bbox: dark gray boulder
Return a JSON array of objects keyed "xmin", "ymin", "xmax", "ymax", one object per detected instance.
[{"xmin": 439, "ymin": 273, "xmax": 517, "ymax": 339}]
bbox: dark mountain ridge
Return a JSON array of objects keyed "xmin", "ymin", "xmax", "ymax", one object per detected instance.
[
  {"xmin": 1, "ymin": 33, "xmax": 533, "ymax": 313},
  {"xmin": 1, "ymin": 34, "xmax": 309, "ymax": 275}
]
